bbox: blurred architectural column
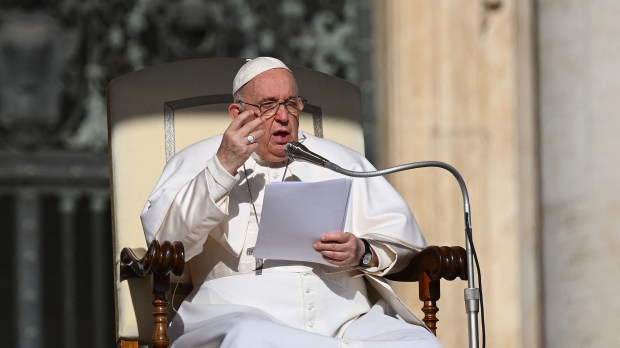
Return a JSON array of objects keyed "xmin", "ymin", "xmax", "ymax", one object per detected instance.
[
  {"xmin": 373, "ymin": 1, "xmax": 540, "ymax": 347},
  {"xmin": 538, "ymin": 1, "xmax": 620, "ymax": 347},
  {"xmin": 16, "ymin": 190, "xmax": 42, "ymax": 348},
  {"xmin": 60, "ymin": 192, "xmax": 78, "ymax": 348},
  {"xmin": 89, "ymin": 191, "xmax": 109, "ymax": 348}
]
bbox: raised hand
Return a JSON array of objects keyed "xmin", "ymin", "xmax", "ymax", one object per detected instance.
[{"xmin": 216, "ymin": 110, "xmax": 266, "ymax": 175}]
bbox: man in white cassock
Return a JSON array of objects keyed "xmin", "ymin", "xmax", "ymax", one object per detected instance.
[{"xmin": 140, "ymin": 57, "xmax": 442, "ymax": 348}]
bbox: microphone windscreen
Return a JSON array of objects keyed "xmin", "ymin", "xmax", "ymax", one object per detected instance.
[{"xmin": 285, "ymin": 142, "xmax": 329, "ymax": 167}]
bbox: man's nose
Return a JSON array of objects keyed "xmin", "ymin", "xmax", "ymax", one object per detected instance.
[{"xmin": 274, "ymin": 103, "xmax": 289, "ymax": 121}]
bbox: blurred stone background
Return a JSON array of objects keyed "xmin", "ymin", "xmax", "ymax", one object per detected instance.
[
  {"xmin": 0, "ymin": 1, "xmax": 374, "ymax": 347},
  {"xmin": 2, "ymin": 1, "xmax": 619, "ymax": 347}
]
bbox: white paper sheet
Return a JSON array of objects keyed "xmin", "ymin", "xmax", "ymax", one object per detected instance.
[{"xmin": 253, "ymin": 178, "xmax": 352, "ymax": 265}]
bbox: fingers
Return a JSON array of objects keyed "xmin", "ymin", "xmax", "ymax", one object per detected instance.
[
  {"xmin": 245, "ymin": 129, "xmax": 266, "ymax": 144},
  {"xmin": 320, "ymin": 231, "xmax": 352, "ymax": 243},
  {"xmin": 318, "ymin": 249, "xmax": 354, "ymax": 267},
  {"xmin": 228, "ymin": 110, "xmax": 266, "ymax": 145},
  {"xmin": 321, "ymin": 251, "xmax": 350, "ymax": 265},
  {"xmin": 314, "ymin": 232, "xmax": 355, "ymax": 251},
  {"xmin": 313, "ymin": 232, "xmax": 360, "ymax": 267},
  {"xmin": 232, "ymin": 110, "xmax": 264, "ymax": 134},
  {"xmin": 216, "ymin": 110, "xmax": 266, "ymax": 175}
]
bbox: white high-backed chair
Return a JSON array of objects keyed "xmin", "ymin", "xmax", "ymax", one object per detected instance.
[{"xmin": 107, "ymin": 58, "xmax": 466, "ymax": 348}]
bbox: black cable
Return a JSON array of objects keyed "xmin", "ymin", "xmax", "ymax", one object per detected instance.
[{"xmin": 466, "ymin": 226, "xmax": 485, "ymax": 348}]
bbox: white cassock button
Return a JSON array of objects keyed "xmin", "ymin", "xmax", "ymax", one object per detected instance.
[
  {"xmin": 308, "ymin": 322, "xmax": 315, "ymax": 328},
  {"xmin": 343, "ymin": 339, "xmax": 350, "ymax": 345},
  {"xmin": 307, "ymin": 305, "xmax": 314, "ymax": 310},
  {"xmin": 305, "ymin": 288, "xmax": 311, "ymax": 293}
]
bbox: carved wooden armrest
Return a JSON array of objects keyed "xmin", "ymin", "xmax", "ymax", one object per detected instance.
[
  {"xmin": 120, "ymin": 240, "xmax": 185, "ymax": 348},
  {"xmin": 384, "ymin": 246, "xmax": 467, "ymax": 335}
]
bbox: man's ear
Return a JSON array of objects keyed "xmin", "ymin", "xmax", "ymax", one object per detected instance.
[{"xmin": 228, "ymin": 103, "xmax": 241, "ymax": 119}]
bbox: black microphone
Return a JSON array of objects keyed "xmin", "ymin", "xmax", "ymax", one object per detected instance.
[{"xmin": 284, "ymin": 142, "xmax": 331, "ymax": 167}]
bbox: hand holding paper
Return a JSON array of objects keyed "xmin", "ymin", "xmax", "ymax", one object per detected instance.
[
  {"xmin": 312, "ymin": 231, "xmax": 365, "ymax": 267},
  {"xmin": 253, "ymin": 178, "xmax": 352, "ymax": 266}
]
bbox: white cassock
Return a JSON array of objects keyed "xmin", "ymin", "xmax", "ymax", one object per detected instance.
[{"xmin": 141, "ymin": 132, "xmax": 442, "ymax": 348}]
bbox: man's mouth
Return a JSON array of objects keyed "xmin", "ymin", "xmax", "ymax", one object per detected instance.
[{"xmin": 272, "ymin": 130, "xmax": 290, "ymax": 144}]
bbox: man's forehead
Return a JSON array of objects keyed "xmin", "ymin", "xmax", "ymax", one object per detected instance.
[{"xmin": 245, "ymin": 69, "xmax": 297, "ymax": 99}]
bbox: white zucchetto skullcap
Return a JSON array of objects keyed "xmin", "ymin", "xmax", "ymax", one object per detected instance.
[{"xmin": 232, "ymin": 57, "xmax": 291, "ymax": 96}]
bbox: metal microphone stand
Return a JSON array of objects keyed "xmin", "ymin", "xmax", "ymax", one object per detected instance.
[{"xmin": 322, "ymin": 160, "xmax": 481, "ymax": 348}]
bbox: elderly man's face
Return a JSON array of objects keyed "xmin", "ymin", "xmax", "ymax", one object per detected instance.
[{"xmin": 238, "ymin": 68, "xmax": 300, "ymax": 163}]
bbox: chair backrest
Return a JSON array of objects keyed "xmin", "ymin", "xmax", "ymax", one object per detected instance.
[{"xmin": 107, "ymin": 57, "xmax": 365, "ymax": 343}]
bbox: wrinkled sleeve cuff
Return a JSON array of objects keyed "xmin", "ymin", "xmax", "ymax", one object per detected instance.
[
  {"xmin": 358, "ymin": 239, "xmax": 397, "ymax": 276},
  {"xmin": 205, "ymin": 155, "xmax": 239, "ymax": 204}
]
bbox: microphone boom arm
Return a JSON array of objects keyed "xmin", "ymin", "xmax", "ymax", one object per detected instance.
[
  {"xmin": 285, "ymin": 142, "xmax": 482, "ymax": 348},
  {"xmin": 324, "ymin": 160, "xmax": 481, "ymax": 348},
  {"xmin": 325, "ymin": 160, "xmax": 470, "ymax": 224}
]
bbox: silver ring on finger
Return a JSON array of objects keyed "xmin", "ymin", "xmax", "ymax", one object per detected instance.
[{"xmin": 246, "ymin": 134, "xmax": 255, "ymax": 144}]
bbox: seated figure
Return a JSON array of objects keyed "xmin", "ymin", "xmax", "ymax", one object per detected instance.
[{"xmin": 140, "ymin": 57, "xmax": 442, "ymax": 348}]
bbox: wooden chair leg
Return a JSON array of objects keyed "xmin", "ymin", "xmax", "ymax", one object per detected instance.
[
  {"xmin": 419, "ymin": 272, "xmax": 441, "ymax": 335},
  {"xmin": 152, "ymin": 273, "xmax": 171, "ymax": 348},
  {"xmin": 120, "ymin": 241, "xmax": 185, "ymax": 348},
  {"xmin": 118, "ymin": 339, "xmax": 139, "ymax": 348}
]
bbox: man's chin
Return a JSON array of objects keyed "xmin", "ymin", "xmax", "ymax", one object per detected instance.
[{"xmin": 265, "ymin": 147, "xmax": 288, "ymax": 162}]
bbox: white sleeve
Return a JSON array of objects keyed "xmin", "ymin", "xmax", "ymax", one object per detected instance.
[
  {"xmin": 150, "ymin": 156, "xmax": 240, "ymax": 260},
  {"xmin": 205, "ymin": 155, "xmax": 239, "ymax": 204},
  {"xmin": 362, "ymin": 240, "xmax": 397, "ymax": 274}
]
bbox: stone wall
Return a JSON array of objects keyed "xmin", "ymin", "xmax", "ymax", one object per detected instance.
[
  {"xmin": 373, "ymin": 1, "xmax": 540, "ymax": 347},
  {"xmin": 539, "ymin": 1, "xmax": 620, "ymax": 347},
  {"xmin": 374, "ymin": 0, "xmax": 620, "ymax": 347}
]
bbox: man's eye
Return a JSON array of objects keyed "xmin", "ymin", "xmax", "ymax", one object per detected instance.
[
  {"xmin": 286, "ymin": 101, "xmax": 299, "ymax": 109},
  {"xmin": 261, "ymin": 101, "xmax": 277, "ymax": 109}
]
